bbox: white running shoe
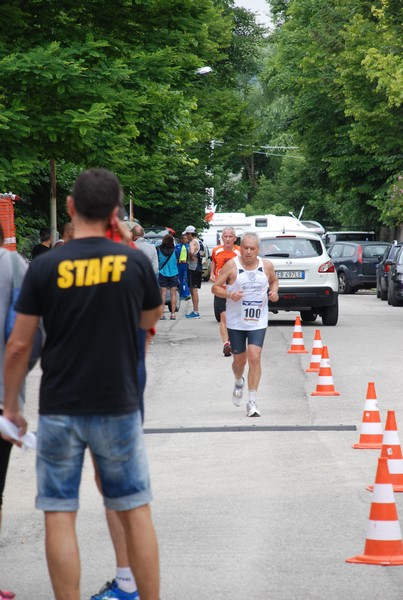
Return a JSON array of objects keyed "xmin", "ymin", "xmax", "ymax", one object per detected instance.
[
  {"xmin": 232, "ymin": 377, "xmax": 245, "ymax": 407},
  {"xmin": 246, "ymin": 401, "xmax": 261, "ymax": 417}
]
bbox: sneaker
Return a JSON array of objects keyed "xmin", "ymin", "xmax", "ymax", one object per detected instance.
[
  {"xmin": 90, "ymin": 580, "xmax": 139, "ymax": 600},
  {"xmin": 246, "ymin": 401, "xmax": 261, "ymax": 417},
  {"xmin": 223, "ymin": 342, "xmax": 232, "ymax": 357},
  {"xmin": 232, "ymin": 377, "xmax": 245, "ymax": 407},
  {"xmin": 185, "ymin": 311, "xmax": 200, "ymax": 319}
]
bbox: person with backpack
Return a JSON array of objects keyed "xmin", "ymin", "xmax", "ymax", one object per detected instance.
[
  {"xmin": 175, "ymin": 233, "xmax": 191, "ymax": 301},
  {"xmin": 185, "ymin": 226, "xmax": 203, "ymax": 319},
  {"xmin": 157, "ymin": 234, "xmax": 179, "ymax": 320}
]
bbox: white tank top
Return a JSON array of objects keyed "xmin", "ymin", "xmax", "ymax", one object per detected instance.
[{"xmin": 226, "ymin": 256, "xmax": 269, "ymax": 330}]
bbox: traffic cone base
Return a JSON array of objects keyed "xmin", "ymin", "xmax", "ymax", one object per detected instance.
[
  {"xmin": 288, "ymin": 316, "xmax": 308, "ymax": 354},
  {"xmin": 353, "ymin": 442, "xmax": 383, "ymax": 449},
  {"xmin": 346, "ymin": 550, "xmax": 403, "ymax": 566}
]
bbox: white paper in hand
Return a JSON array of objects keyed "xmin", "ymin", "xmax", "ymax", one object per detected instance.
[{"xmin": 0, "ymin": 416, "xmax": 37, "ymax": 449}]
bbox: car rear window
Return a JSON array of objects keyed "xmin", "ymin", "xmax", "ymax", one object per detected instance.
[
  {"xmin": 388, "ymin": 245, "xmax": 402, "ymax": 261},
  {"xmin": 260, "ymin": 237, "xmax": 323, "ymax": 258},
  {"xmin": 362, "ymin": 244, "xmax": 390, "ymax": 258}
]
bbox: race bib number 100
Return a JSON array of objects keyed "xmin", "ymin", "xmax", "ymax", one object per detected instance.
[{"xmin": 242, "ymin": 300, "xmax": 262, "ymax": 321}]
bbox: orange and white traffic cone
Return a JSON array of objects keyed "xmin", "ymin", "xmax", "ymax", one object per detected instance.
[
  {"xmin": 346, "ymin": 456, "xmax": 403, "ymax": 565},
  {"xmin": 311, "ymin": 346, "xmax": 340, "ymax": 396},
  {"xmin": 287, "ymin": 316, "xmax": 308, "ymax": 354},
  {"xmin": 352, "ymin": 382, "xmax": 383, "ymax": 449},
  {"xmin": 368, "ymin": 411, "xmax": 403, "ymax": 492},
  {"xmin": 305, "ymin": 329, "xmax": 323, "ymax": 372}
]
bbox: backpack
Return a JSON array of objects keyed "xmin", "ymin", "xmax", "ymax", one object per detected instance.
[{"xmin": 196, "ymin": 240, "xmax": 205, "ymax": 272}]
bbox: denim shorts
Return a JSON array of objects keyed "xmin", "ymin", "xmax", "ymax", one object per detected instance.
[
  {"xmin": 227, "ymin": 328, "xmax": 267, "ymax": 354},
  {"xmin": 36, "ymin": 411, "xmax": 151, "ymax": 512}
]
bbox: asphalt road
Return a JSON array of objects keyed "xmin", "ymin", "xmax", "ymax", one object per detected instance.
[{"xmin": 1, "ymin": 284, "xmax": 403, "ymax": 599}]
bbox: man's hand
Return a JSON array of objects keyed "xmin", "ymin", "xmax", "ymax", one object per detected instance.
[
  {"xmin": 229, "ymin": 289, "xmax": 244, "ymax": 302},
  {"xmin": 1, "ymin": 411, "xmax": 28, "ymax": 447}
]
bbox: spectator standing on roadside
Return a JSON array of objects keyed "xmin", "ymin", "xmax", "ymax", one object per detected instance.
[
  {"xmin": 3, "ymin": 168, "xmax": 161, "ymax": 600},
  {"xmin": 157, "ymin": 234, "xmax": 179, "ymax": 320},
  {"xmin": 210, "ymin": 227, "xmax": 241, "ymax": 357},
  {"xmin": 131, "ymin": 225, "xmax": 159, "ymax": 276},
  {"xmin": 185, "ymin": 225, "xmax": 202, "ymax": 319},
  {"xmin": 53, "ymin": 222, "xmax": 74, "ymax": 248},
  {"xmin": 0, "ymin": 223, "xmax": 26, "ymax": 600},
  {"xmin": 31, "ymin": 227, "xmax": 52, "ymax": 259},
  {"xmin": 211, "ymin": 232, "xmax": 279, "ymax": 417},
  {"xmin": 175, "ymin": 233, "xmax": 191, "ymax": 300}
]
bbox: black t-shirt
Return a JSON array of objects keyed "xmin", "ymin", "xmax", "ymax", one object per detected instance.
[
  {"xmin": 16, "ymin": 237, "xmax": 161, "ymax": 416},
  {"xmin": 31, "ymin": 244, "xmax": 50, "ymax": 259}
]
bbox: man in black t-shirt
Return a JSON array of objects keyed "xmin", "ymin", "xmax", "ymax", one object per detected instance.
[
  {"xmin": 31, "ymin": 226, "xmax": 52, "ymax": 259},
  {"xmin": 2, "ymin": 168, "xmax": 162, "ymax": 600}
]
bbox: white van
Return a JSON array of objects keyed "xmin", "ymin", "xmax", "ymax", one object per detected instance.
[{"xmin": 202, "ymin": 212, "xmax": 308, "ymax": 247}]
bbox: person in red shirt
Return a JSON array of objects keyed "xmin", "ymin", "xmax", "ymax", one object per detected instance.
[{"xmin": 210, "ymin": 227, "xmax": 240, "ymax": 356}]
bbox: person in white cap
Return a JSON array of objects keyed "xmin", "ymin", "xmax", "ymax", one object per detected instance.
[{"xmin": 185, "ymin": 225, "xmax": 202, "ymax": 319}]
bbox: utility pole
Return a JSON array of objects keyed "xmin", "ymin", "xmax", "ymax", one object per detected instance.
[{"xmin": 50, "ymin": 159, "xmax": 57, "ymax": 245}]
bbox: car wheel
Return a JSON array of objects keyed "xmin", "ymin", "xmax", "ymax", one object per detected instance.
[
  {"xmin": 202, "ymin": 267, "xmax": 210, "ymax": 282},
  {"xmin": 175, "ymin": 288, "xmax": 181, "ymax": 312},
  {"xmin": 300, "ymin": 310, "xmax": 318, "ymax": 323},
  {"xmin": 389, "ymin": 282, "xmax": 398, "ymax": 307},
  {"xmin": 376, "ymin": 284, "xmax": 381, "ymax": 298},
  {"xmin": 380, "ymin": 287, "xmax": 388, "ymax": 301},
  {"xmin": 321, "ymin": 301, "xmax": 338, "ymax": 326},
  {"xmin": 338, "ymin": 272, "xmax": 352, "ymax": 294},
  {"xmin": 213, "ymin": 295, "xmax": 221, "ymax": 322}
]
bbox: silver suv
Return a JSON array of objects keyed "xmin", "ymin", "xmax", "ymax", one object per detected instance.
[{"xmin": 258, "ymin": 230, "xmax": 339, "ymax": 325}]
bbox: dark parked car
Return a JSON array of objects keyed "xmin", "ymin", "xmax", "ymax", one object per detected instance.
[
  {"xmin": 327, "ymin": 241, "xmax": 390, "ymax": 294},
  {"xmin": 376, "ymin": 243, "xmax": 402, "ymax": 301},
  {"xmin": 387, "ymin": 245, "xmax": 403, "ymax": 306}
]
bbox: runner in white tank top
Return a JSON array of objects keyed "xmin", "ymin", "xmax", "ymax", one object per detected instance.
[
  {"xmin": 226, "ymin": 255, "xmax": 269, "ymax": 331},
  {"xmin": 211, "ymin": 232, "xmax": 279, "ymax": 417}
]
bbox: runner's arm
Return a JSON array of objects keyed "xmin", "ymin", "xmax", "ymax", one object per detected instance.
[
  {"xmin": 264, "ymin": 260, "xmax": 279, "ymax": 301},
  {"xmin": 211, "ymin": 260, "xmax": 242, "ymax": 300},
  {"xmin": 188, "ymin": 239, "xmax": 198, "ymax": 262},
  {"xmin": 210, "ymin": 252, "xmax": 217, "ymax": 281}
]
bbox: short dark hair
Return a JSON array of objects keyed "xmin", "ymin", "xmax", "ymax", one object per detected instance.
[
  {"xmin": 39, "ymin": 227, "xmax": 52, "ymax": 242},
  {"xmin": 161, "ymin": 234, "xmax": 175, "ymax": 250},
  {"xmin": 72, "ymin": 168, "xmax": 123, "ymax": 221}
]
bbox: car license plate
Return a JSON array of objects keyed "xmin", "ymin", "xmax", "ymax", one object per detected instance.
[{"xmin": 276, "ymin": 270, "xmax": 305, "ymax": 279}]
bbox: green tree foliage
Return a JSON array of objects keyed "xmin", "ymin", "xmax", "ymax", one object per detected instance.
[
  {"xmin": 0, "ymin": 0, "xmax": 269, "ymax": 239},
  {"xmin": 0, "ymin": 1, "xmax": 227, "ymax": 230},
  {"xmin": 260, "ymin": 0, "xmax": 402, "ymax": 229}
]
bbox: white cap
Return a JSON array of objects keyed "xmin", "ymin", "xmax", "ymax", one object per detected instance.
[{"xmin": 185, "ymin": 225, "xmax": 196, "ymax": 233}]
